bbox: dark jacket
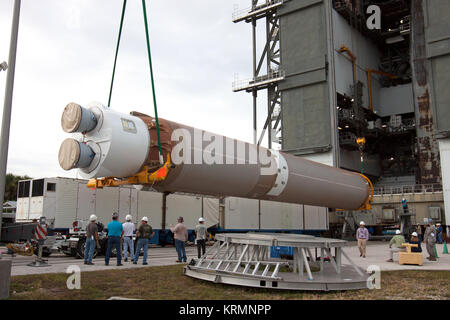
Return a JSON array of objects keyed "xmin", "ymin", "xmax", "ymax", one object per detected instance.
[{"xmin": 409, "ymin": 239, "xmax": 422, "ymax": 253}]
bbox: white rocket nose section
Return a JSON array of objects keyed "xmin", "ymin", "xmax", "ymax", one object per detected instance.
[{"xmin": 59, "ymin": 102, "xmax": 151, "ymax": 179}]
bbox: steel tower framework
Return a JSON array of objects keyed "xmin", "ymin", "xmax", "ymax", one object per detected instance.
[{"xmin": 232, "ymin": 0, "xmax": 285, "ymax": 149}]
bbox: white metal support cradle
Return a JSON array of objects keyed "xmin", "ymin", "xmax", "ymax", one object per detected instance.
[{"xmin": 184, "ymin": 233, "xmax": 370, "ymax": 291}]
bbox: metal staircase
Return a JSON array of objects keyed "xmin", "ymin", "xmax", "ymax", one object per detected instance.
[{"xmin": 193, "ymin": 241, "xmax": 288, "ymax": 280}]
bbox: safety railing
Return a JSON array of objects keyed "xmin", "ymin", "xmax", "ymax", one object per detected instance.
[
  {"xmin": 232, "ymin": 69, "xmax": 285, "ymax": 92},
  {"xmin": 232, "ymin": 0, "xmax": 283, "ymax": 22},
  {"xmin": 399, "ymin": 16, "xmax": 411, "ymax": 34},
  {"xmin": 373, "ymin": 184, "xmax": 443, "ymax": 196}
]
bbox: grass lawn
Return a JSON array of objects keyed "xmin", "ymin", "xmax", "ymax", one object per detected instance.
[{"xmin": 8, "ymin": 265, "xmax": 450, "ymax": 300}]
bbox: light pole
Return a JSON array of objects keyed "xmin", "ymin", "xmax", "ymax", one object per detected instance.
[{"xmin": 0, "ymin": 0, "xmax": 21, "ymax": 246}]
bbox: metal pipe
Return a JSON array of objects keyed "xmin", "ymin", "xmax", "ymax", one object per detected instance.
[
  {"xmin": 161, "ymin": 192, "xmax": 170, "ymax": 231},
  {"xmin": 266, "ymin": 15, "xmax": 272, "ymax": 149},
  {"xmin": 252, "ymin": 18, "xmax": 257, "ymax": 144},
  {"xmin": 0, "ymin": 0, "xmax": 21, "ymax": 244},
  {"xmin": 366, "ymin": 69, "xmax": 398, "ymax": 111},
  {"xmin": 325, "ymin": 0, "xmax": 339, "ymax": 168},
  {"xmin": 338, "ymin": 45, "xmax": 357, "ymax": 83}
]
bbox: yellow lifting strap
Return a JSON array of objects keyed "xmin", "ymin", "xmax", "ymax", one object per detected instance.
[{"xmin": 87, "ymin": 154, "xmax": 172, "ymax": 189}]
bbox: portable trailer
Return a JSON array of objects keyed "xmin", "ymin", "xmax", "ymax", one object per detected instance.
[
  {"xmin": 12, "ymin": 177, "xmax": 327, "ymax": 244},
  {"xmin": 6, "ymin": 177, "xmax": 329, "ymax": 260},
  {"xmin": 219, "ymin": 197, "xmax": 328, "ymax": 235}
]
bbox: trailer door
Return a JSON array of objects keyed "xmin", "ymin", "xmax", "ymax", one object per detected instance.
[
  {"xmin": 119, "ymin": 187, "xmax": 132, "ymax": 217},
  {"xmin": 95, "ymin": 187, "xmax": 119, "ymax": 224},
  {"xmin": 16, "ymin": 180, "xmax": 31, "ymax": 221},
  {"xmin": 77, "ymin": 182, "xmax": 96, "ymax": 222}
]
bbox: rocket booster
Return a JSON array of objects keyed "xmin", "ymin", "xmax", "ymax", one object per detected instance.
[{"xmin": 58, "ymin": 102, "xmax": 373, "ymax": 210}]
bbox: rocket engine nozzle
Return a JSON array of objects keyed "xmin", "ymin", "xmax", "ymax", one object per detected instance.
[
  {"xmin": 58, "ymin": 138, "xmax": 95, "ymax": 170},
  {"xmin": 61, "ymin": 102, "xmax": 98, "ymax": 134}
]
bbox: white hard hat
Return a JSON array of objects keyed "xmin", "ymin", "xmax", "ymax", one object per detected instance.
[
  {"xmin": 396, "ymin": 230, "xmax": 401, "ymax": 235},
  {"xmin": 141, "ymin": 217, "xmax": 148, "ymax": 222},
  {"xmin": 90, "ymin": 214, "xmax": 97, "ymax": 222},
  {"xmin": 360, "ymin": 221, "xmax": 365, "ymax": 225},
  {"xmin": 126, "ymin": 214, "xmax": 132, "ymax": 221},
  {"xmin": 199, "ymin": 217, "xmax": 205, "ymax": 222},
  {"xmin": 411, "ymin": 232, "xmax": 418, "ymax": 237}
]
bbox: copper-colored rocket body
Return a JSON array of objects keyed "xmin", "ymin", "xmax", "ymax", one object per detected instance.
[{"xmin": 59, "ymin": 103, "xmax": 372, "ymax": 210}]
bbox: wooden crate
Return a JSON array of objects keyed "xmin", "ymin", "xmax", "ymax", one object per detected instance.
[{"xmin": 398, "ymin": 252, "xmax": 423, "ymax": 266}]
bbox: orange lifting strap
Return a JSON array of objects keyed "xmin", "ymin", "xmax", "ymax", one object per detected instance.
[{"xmin": 87, "ymin": 154, "xmax": 172, "ymax": 189}]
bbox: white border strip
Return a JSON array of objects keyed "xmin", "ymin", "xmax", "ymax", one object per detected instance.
[{"xmin": 266, "ymin": 151, "xmax": 289, "ymax": 197}]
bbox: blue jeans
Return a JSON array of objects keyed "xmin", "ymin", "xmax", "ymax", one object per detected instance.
[
  {"xmin": 84, "ymin": 238, "xmax": 96, "ymax": 263},
  {"xmin": 123, "ymin": 236, "xmax": 134, "ymax": 260},
  {"xmin": 175, "ymin": 239, "xmax": 187, "ymax": 262},
  {"xmin": 134, "ymin": 238, "xmax": 149, "ymax": 263},
  {"xmin": 105, "ymin": 236, "xmax": 122, "ymax": 265}
]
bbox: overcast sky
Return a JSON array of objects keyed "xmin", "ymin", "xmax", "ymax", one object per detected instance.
[{"xmin": 0, "ymin": 0, "xmax": 273, "ymax": 179}]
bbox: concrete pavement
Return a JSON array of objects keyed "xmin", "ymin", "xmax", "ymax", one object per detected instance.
[
  {"xmin": 2, "ymin": 245, "xmax": 199, "ymax": 276},
  {"xmin": 2, "ymin": 241, "xmax": 449, "ymax": 277},
  {"xmin": 342, "ymin": 241, "xmax": 450, "ymax": 271}
]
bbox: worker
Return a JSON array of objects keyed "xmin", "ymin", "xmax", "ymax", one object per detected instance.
[
  {"xmin": 387, "ymin": 230, "xmax": 406, "ymax": 262},
  {"xmin": 122, "ymin": 214, "xmax": 135, "ymax": 262},
  {"xmin": 84, "ymin": 214, "xmax": 99, "ymax": 265},
  {"xmin": 133, "ymin": 217, "xmax": 154, "ymax": 265},
  {"xmin": 195, "ymin": 217, "xmax": 208, "ymax": 258},
  {"xmin": 401, "ymin": 198, "xmax": 408, "ymax": 214},
  {"xmin": 409, "ymin": 232, "xmax": 422, "ymax": 253},
  {"xmin": 356, "ymin": 221, "xmax": 369, "ymax": 258},
  {"xmin": 105, "ymin": 212, "xmax": 123, "ymax": 266},
  {"xmin": 416, "ymin": 224, "xmax": 423, "ymax": 241},
  {"xmin": 424, "ymin": 219, "xmax": 437, "ymax": 261},
  {"xmin": 436, "ymin": 223, "xmax": 443, "ymax": 244},
  {"xmin": 170, "ymin": 216, "xmax": 188, "ymax": 263}
]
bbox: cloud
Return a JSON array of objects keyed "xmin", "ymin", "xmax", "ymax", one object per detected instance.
[{"xmin": 0, "ymin": 0, "xmax": 272, "ymax": 179}]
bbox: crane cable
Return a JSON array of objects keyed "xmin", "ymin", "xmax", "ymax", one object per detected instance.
[
  {"xmin": 107, "ymin": 0, "xmax": 164, "ymax": 162},
  {"xmin": 142, "ymin": 0, "xmax": 163, "ymax": 162},
  {"xmin": 107, "ymin": 0, "xmax": 126, "ymax": 108}
]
